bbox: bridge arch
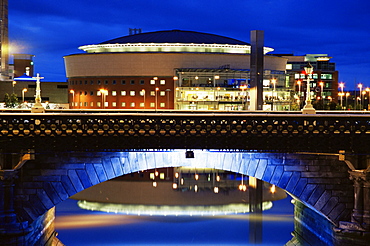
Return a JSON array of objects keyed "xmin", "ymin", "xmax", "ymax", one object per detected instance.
[{"xmin": 14, "ymin": 150, "xmax": 352, "ymax": 227}]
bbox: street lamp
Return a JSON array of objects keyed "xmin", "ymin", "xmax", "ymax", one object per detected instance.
[
  {"xmin": 302, "ymin": 63, "xmax": 316, "ymax": 114},
  {"xmin": 240, "ymin": 85, "xmax": 247, "ymax": 110},
  {"xmin": 358, "ymin": 83, "xmax": 363, "ymax": 109},
  {"xmin": 155, "ymin": 87, "xmax": 159, "ymax": 110},
  {"xmin": 319, "ymin": 81, "xmax": 324, "ymax": 101},
  {"xmin": 346, "ymin": 92, "xmax": 350, "ymax": 109},
  {"xmin": 271, "ymin": 78, "xmax": 276, "ymax": 111},
  {"xmin": 22, "ymin": 88, "xmax": 27, "ymax": 104},
  {"xmin": 99, "ymin": 89, "xmax": 108, "ymax": 109},
  {"xmin": 339, "ymin": 82, "xmax": 344, "ymax": 108},
  {"xmin": 12, "ymin": 81, "xmax": 16, "ymax": 94},
  {"xmin": 141, "ymin": 89, "xmax": 146, "ymax": 109},
  {"xmin": 297, "ymin": 80, "xmax": 301, "ymax": 106},
  {"xmin": 69, "ymin": 89, "xmax": 75, "ymax": 108}
]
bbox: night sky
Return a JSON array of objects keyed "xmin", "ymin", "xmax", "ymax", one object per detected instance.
[{"xmin": 9, "ymin": 0, "xmax": 370, "ymax": 89}]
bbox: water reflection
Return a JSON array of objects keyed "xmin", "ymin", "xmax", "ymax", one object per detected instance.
[
  {"xmin": 55, "ymin": 168, "xmax": 294, "ymax": 245},
  {"xmin": 55, "ymin": 198, "xmax": 294, "ymax": 245}
]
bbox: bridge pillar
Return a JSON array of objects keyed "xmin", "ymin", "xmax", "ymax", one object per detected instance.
[
  {"xmin": 335, "ymin": 170, "xmax": 370, "ymax": 245},
  {"xmin": 0, "ymin": 169, "xmax": 31, "ymax": 244},
  {"xmin": 348, "ymin": 170, "xmax": 370, "ymax": 230}
]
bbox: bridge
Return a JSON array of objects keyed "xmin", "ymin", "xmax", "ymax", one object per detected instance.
[{"xmin": 0, "ymin": 110, "xmax": 370, "ymax": 245}]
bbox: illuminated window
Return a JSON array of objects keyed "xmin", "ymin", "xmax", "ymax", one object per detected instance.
[
  {"xmin": 150, "ymin": 173, "xmax": 155, "ymax": 180},
  {"xmin": 112, "ymin": 90, "xmax": 117, "ymax": 96},
  {"xmin": 139, "ymin": 102, "xmax": 144, "ymax": 107},
  {"xmin": 97, "ymin": 91, "xmax": 101, "ymax": 96},
  {"xmin": 150, "ymin": 91, "xmax": 155, "ymax": 96},
  {"xmin": 130, "ymin": 91, "xmax": 135, "ymax": 96},
  {"xmin": 97, "ymin": 102, "xmax": 101, "ymax": 107},
  {"xmin": 121, "ymin": 91, "xmax": 126, "ymax": 96},
  {"xmin": 139, "ymin": 90, "xmax": 145, "ymax": 96},
  {"xmin": 160, "ymin": 91, "xmax": 165, "ymax": 96},
  {"xmin": 104, "ymin": 101, "xmax": 108, "ymax": 107},
  {"xmin": 121, "ymin": 102, "xmax": 126, "ymax": 107},
  {"xmin": 321, "ymin": 74, "xmax": 333, "ymax": 80},
  {"xmin": 112, "ymin": 102, "xmax": 116, "ymax": 107},
  {"xmin": 150, "ymin": 80, "xmax": 155, "ymax": 85},
  {"xmin": 160, "ymin": 79, "xmax": 165, "ymax": 85},
  {"xmin": 150, "ymin": 102, "xmax": 155, "ymax": 108},
  {"xmin": 294, "ymin": 74, "xmax": 300, "ymax": 79},
  {"xmin": 160, "ymin": 173, "xmax": 165, "ymax": 179},
  {"xmin": 90, "ymin": 102, "xmax": 94, "ymax": 107},
  {"xmin": 160, "ymin": 102, "xmax": 165, "ymax": 107},
  {"xmin": 130, "ymin": 102, "xmax": 135, "ymax": 107}
]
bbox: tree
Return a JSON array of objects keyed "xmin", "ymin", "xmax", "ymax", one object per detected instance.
[{"xmin": 4, "ymin": 93, "xmax": 19, "ymax": 108}]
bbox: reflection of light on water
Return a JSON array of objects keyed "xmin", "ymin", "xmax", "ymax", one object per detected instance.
[
  {"xmin": 77, "ymin": 200, "xmax": 274, "ymax": 216},
  {"xmin": 55, "ymin": 214, "xmax": 138, "ymax": 229},
  {"xmin": 220, "ymin": 214, "xmax": 294, "ymax": 222}
]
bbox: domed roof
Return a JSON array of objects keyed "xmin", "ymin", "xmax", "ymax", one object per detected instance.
[{"xmin": 100, "ymin": 30, "xmax": 250, "ymax": 45}]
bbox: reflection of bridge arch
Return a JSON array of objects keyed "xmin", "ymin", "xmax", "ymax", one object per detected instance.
[{"xmin": 15, "ymin": 150, "xmax": 352, "ymax": 227}]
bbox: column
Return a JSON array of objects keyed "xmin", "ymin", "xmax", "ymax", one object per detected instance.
[
  {"xmin": 249, "ymin": 30, "xmax": 264, "ymax": 111},
  {"xmin": 349, "ymin": 170, "xmax": 370, "ymax": 230}
]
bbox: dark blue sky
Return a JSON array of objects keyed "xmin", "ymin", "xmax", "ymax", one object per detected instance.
[{"xmin": 10, "ymin": 0, "xmax": 370, "ymax": 89}]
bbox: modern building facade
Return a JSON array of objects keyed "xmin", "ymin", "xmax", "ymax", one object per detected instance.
[
  {"xmin": 64, "ymin": 30, "xmax": 291, "ymax": 110},
  {"xmin": 281, "ymin": 54, "xmax": 339, "ymax": 107}
]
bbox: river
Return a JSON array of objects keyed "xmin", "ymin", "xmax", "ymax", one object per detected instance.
[{"xmin": 55, "ymin": 195, "xmax": 294, "ymax": 245}]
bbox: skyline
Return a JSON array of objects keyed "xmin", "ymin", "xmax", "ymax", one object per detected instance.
[{"xmin": 9, "ymin": 0, "xmax": 370, "ymax": 89}]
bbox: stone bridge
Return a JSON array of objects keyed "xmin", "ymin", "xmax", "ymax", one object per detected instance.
[{"xmin": 0, "ymin": 111, "xmax": 370, "ymax": 245}]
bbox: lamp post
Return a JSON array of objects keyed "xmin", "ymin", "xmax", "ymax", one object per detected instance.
[
  {"xmin": 296, "ymin": 80, "xmax": 302, "ymax": 107},
  {"xmin": 240, "ymin": 85, "xmax": 247, "ymax": 110},
  {"xmin": 155, "ymin": 87, "xmax": 159, "ymax": 110},
  {"xmin": 358, "ymin": 83, "xmax": 363, "ymax": 109},
  {"xmin": 346, "ymin": 92, "xmax": 350, "ymax": 109},
  {"xmin": 99, "ymin": 89, "xmax": 108, "ymax": 109},
  {"xmin": 339, "ymin": 82, "xmax": 344, "ymax": 108},
  {"xmin": 22, "ymin": 88, "xmax": 27, "ymax": 104},
  {"xmin": 302, "ymin": 63, "xmax": 316, "ymax": 114},
  {"xmin": 271, "ymin": 78, "xmax": 276, "ymax": 111},
  {"xmin": 69, "ymin": 89, "xmax": 75, "ymax": 108},
  {"xmin": 12, "ymin": 81, "xmax": 16, "ymax": 94},
  {"xmin": 141, "ymin": 89, "xmax": 146, "ymax": 109}
]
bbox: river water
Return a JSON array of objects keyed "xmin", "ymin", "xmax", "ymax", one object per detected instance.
[{"xmin": 54, "ymin": 195, "xmax": 294, "ymax": 245}]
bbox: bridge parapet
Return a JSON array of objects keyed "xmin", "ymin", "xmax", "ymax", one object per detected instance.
[{"xmin": 0, "ymin": 112, "xmax": 370, "ymax": 154}]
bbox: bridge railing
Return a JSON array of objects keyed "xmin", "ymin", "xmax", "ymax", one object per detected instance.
[{"xmin": 0, "ymin": 111, "xmax": 370, "ymax": 153}]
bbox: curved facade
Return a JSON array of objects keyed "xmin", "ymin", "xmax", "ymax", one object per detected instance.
[{"xmin": 64, "ymin": 30, "xmax": 288, "ymax": 110}]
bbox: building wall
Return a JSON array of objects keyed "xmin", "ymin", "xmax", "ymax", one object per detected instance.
[
  {"xmin": 64, "ymin": 52, "xmax": 287, "ymax": 78},
  {"xmin": 64, "ymin": 52, "xmax": 287, "ymax": 109}
]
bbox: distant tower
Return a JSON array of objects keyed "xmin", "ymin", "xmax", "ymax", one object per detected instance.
[{"xmin": 0, "ymin": 0, "xmax": 9, "ymax": 80}]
